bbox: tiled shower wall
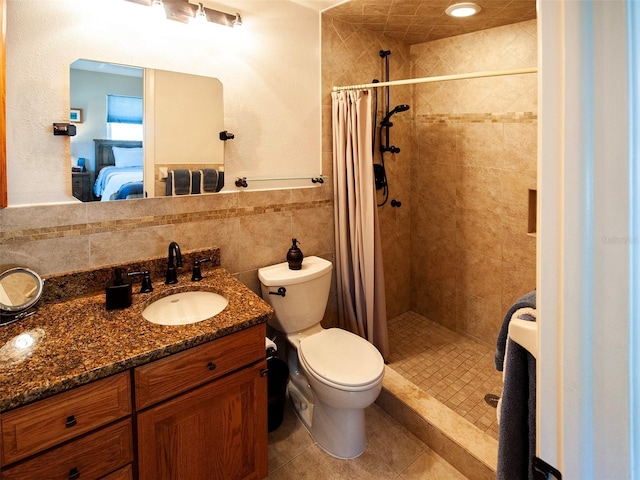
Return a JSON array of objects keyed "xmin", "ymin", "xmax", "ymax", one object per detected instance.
[
  {"xmin": 322, "ymin": 18, "xmax": 537, "ymax": 346},
  {"xmin": 322, "ymin": 16, "xmax": 414, "ymax": 320},
  {"xmin": 410, "ymin": 20, "xmax": 537, "ymax": 346}
]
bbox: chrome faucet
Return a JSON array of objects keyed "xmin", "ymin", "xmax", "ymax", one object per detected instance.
[{"xmin": 165, "ymin": 241, "xmax": 183, "ymax": 284}]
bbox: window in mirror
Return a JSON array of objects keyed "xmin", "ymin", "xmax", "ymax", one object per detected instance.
[{"xmin": 107, "ymin": 94, "xmax": 143, "ymax": 141}]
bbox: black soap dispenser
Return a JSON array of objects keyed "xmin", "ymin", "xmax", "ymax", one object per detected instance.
[
  {"xmin": 106, "ymin": 268, "xmax": 133, "ymax": 311},
  {"xmin": 286, "ymin": 238, "xmax": 304, "ymax": 270}
]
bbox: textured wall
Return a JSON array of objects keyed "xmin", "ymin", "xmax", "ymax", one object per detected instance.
[
  {"xmin": 6, "ymin": 0, "xmax": 322, "ymax": 205},
  {"xmin": 410, "ymin": 20, "xmax": 537, "ymax": 346}
]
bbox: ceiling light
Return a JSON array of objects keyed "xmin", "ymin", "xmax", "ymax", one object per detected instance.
[{"xmin": 445, "ymin": 2, "xmax": 482, "ymax": 18}]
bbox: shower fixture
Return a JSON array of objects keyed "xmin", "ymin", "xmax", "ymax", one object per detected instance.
[
  {"xmin": 375, "ymin": 49, "xmax": 411, "ymax": 207},
  {"xmin": 380, "ymin": 104, "xmax": 410, "ymax": 127},
  {"xmin": 380, "ymin": 103, "xmax": 409, "ymax": 153}
]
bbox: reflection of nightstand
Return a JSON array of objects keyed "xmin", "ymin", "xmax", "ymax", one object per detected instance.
[{"xmin": 72, "ymin": 172, "xmax": 92, "ymax": 202}]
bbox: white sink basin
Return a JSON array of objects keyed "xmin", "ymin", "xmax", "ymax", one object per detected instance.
[{"xmin": 142, "ymin": 291, "xmax": 228, "ymax": 326}]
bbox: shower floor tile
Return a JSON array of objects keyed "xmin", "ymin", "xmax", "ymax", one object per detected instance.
[{"xmin": 387, "ymin": 311, "xmax": 502, "ymax": 440}]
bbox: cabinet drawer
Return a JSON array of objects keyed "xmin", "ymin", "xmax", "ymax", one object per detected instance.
[
  {"xmin": 101, "ymin": 464, "xmax": 133, "ymax": 480},
  {"xmin": 135, "ymin": 324, "xmax": 265, "ymax": 410},
  {"xmin": 1, "ymin": 419, "xmax": 133, "ymax": 480},
  {"xmin": 1, "ymin": 371, "xmax": 131, "ymax": 465}
]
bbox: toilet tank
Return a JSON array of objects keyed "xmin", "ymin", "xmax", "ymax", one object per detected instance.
[{"xmin": 258, "ymin": 256, "xmax": 332, "ymax": 334}]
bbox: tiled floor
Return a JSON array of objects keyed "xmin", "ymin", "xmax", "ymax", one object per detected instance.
[
  {"xmin": 387, "ymin": 311, "xmax": 503, "ymax": 440},
  {"xmin": 266, "ymin": 400, "xmax": 468, "ymax": 479}
]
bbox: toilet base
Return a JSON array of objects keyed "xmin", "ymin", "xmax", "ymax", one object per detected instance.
[
  {"xmin": 288, "ymin": 381, "xmax": 314, "ymax": 430},
  {"xmin": 288, "ymin": 381, "xmax": 367, "ymax": 459},
  {"xmin": 311, "ymin": 399, "xmax": 367, "ymax": 459}
]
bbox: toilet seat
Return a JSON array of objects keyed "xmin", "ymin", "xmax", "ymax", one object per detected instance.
[{"xmin": 298, "ymin": 328, "xmax": 384, "ymax": 391}]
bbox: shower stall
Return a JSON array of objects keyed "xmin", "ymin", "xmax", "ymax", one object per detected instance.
[{"xmin": 324, "ymin": 18, "xmax": 538, "ymax": 442}]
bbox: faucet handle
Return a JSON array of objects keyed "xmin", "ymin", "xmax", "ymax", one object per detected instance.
[
  {"xmin": 192, "ymin": 258, "xmax": 212, "ymax": 282},
  {"xmin": 128, "ymin": 270, "xmax": 153, "ymax": 293}
]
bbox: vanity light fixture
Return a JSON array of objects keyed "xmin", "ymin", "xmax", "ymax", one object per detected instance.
[
  {"xmin": 125, "ymin": 0, "xmax": 242, "ymax": 27},
  {"xmin": 445, "ymin": 2, "xmax": 482, "ymax": 17},
  {"xmin": 192, "ymin": 2, "xmax": 207, "ymax": 24}
]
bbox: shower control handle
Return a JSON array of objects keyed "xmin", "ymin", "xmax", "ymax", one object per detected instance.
[{"xmin": 269, "ymin": 287, "xmax": 286, "ymax": 297}]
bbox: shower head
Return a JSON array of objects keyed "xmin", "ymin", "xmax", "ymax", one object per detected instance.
[
  {"xmin": 392, "ymin": 104, "xmax": 410, "ymax": 113},
  {"xmin": 381, "ymin": 104, "xmax": 410, "ymax": 126}
]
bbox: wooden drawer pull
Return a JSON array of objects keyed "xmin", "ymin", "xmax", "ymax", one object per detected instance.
[
  {"xmin": 207, "ymin": 362, "xmax": 216, "ymax": 371},
  {"xmin": 65, "ymin": 415, "xmax": 77, "ymax": 428},
  {"xmin": 69, "ymin": 467, "xmax": 80, "ymax": 480}
]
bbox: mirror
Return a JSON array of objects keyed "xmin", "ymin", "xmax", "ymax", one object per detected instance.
[
  {"xmin": 0, "ymin": 267, "xmax": 44, "ymax": 325},
  {"xmin": 70, "ymin": 60, "xmax": 225, "ymax": 202}
]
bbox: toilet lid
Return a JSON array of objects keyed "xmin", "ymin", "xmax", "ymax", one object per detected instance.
[{"xmin": 298, "ymin": 328, "xmax": 384, "ymax": 388}]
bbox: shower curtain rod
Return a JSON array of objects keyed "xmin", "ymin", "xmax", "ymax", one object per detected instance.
[{"xmin": 332, "ymin": 67, "xmax": 537, "ymax": 92}]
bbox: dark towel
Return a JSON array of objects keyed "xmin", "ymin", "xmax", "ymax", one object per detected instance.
[
  {"xmin": 169, "ymin": 169, "xmax": 191, "ymax": 196},
  {"xmin": 497, "ymin": 338, "xmax": 536, "ymax": 480},
  {"xmin": 495, "ymin": 290, "xmax": 536, "ymax": 371},
  {"xmin": 191, "ymin": 171, "xmax": 201, "ymax": 195},
  {"xmin": 201, "ymin": 169, "xmax": 218, "ymax": 192},
  {"xmin": 115, "ymin": 181, "xmax": 143, "ymax": 200},
  {"xmin": 216, "ymin": 170, "xmax": 224, "ymax": 192}
]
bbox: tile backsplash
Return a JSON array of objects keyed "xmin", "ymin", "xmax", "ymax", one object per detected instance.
[{"xmin": 0, "ymin": 186, "xmax": 338, "ymax": 327}]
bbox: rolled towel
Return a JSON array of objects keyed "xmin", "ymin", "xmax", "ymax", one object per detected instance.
[
  {"xmin": 201, "ymin": 169, "xmax": 218, "ymax": 192},
  {"xmin": 191, "ymin": 170, "xmax": 201, "ymax": 195},
  {"xmin": 171, "ymin": 169, "xmax": 191, "ymax": 195},
  {"xmin": 216, "ymin": 170, "xmax": 224, "ymax": 192},
  {"xmin": 495, "ymin": 290, "xmax": 536, "ymax": 371}
]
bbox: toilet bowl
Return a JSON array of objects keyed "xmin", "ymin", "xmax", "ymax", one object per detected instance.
[{"xmin": 258, "ymin": 256, "xmax": 385, "ymax": 459}]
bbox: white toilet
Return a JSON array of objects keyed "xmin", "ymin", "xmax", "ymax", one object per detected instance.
[{"xmin": 258, "ymin": 256, "xmax": 384, "ymax": 459}]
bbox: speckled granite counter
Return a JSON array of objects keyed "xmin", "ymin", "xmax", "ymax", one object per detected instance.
[{"xmin": 0, "ymin": 249, "xmax": 274, "ymax": 412}]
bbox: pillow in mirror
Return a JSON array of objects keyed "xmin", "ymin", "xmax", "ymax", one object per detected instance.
[{"xmin": 113, "ymin": 147, "xmax": 143, "ymax": 168}]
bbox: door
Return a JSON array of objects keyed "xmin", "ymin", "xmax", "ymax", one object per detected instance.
[
  {"xmin": 537, "ymin": 1, "xmax": 636, "ymax": 478},
  {"xmin": 137, "ymin": 361, "xmax": 268, "ymax": 480}
]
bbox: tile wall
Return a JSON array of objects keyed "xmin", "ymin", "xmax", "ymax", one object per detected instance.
[
  {"xmin": 322, "ymin": 17, "xmax": 537, "ymax": 346},
  {"xmin": 321, "ymin": 16, "xmax": 414, "ymax": 320},
  {"xmin": 410, "ymin": 20, "xmax": 537, "ymax": 345},
  {"xmin": 0, "ymin": 187, "xmax": 339, "ymax": 327}
]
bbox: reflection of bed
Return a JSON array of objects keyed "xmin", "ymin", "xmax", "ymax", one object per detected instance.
[{"xmin": 93, "ymin": 139, "xmax": 143, "ymax": 201}]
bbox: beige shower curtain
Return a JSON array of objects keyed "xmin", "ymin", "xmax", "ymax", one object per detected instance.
[{"xmin": 331, "ymin": 89, "xmax": 389, "ymax": 359}]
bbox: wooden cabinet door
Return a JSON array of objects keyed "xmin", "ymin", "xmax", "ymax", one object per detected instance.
[{"xmin": 137, "ymin": 360, "xmax": 268, "ymax": 480}]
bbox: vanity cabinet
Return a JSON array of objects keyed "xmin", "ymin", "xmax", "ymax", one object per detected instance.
[
  {"xmin": 0, "ymin": 324, "xmax": 268, "ymax": 480},
  {"xmin": 0, "ymin": 371, "xmax": 133, "ymax": 479},
  {"xmin": 135, "ymin": 324, "xmax": 268, "ymax": 480}
]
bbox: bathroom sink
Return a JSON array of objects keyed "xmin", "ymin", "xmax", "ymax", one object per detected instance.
[{"xmin": 142, "ymin": 291, "xmax": 228, "ymax": 326}]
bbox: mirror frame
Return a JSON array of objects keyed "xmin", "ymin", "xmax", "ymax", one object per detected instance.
[
  {"xmin": 0, "ymin": 267, "xmax": 44, "ymax": 316},
  {"xmin": 1, "ymin": 0, "xmax": 7, "ymax": 208}
]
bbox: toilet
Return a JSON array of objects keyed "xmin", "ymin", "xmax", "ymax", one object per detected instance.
[{"xmin": 258, "ymin": 256, "xmax": 384, "ymax": 459}]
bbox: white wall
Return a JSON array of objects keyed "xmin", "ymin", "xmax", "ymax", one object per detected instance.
[{"xmin": 5, "ymin": 0, "xmax": 322, "ymax": 205}]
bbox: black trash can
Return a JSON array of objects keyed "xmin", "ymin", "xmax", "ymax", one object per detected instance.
[{"xmin": 267, "ymin": 354, "xmax": 289, "ymax": 432}]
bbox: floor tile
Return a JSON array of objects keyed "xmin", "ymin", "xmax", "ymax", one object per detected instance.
[
  {"xmin": 267, "ymin": 399, "xmax": 468, "ymax": 479},
  {"xmin": 387, "ymin": 311, "xmax": 502, "ymax": 440}
]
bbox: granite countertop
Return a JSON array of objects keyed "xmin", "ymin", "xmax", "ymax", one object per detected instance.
[{"xmin": 0, "ymin": 262, "xmax": 274, "ymax": 412}]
